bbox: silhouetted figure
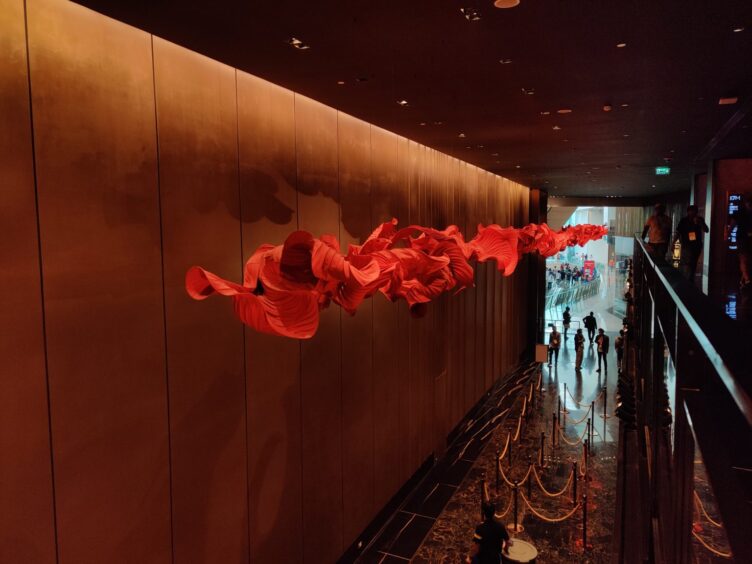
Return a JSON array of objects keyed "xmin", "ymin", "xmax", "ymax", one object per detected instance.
[
  {"xmin": 731, "ymin": 194, "xmax": 752, "ymax": 291},
  {"xmin": 583, "ymin": 312, "xmax": 597, "ymax": 343},
  {"xmin": 615, "ymin": 329, "xmax": 625, "ymax": 373},
  {"xmin": 562, "ymin": 307, "xmax": 572, "ymax": 341},
  {"xmin": 595, "ymin": 328, "xmax": 610, "ymax": 373},
  {"xmin": 674, "ymin": 205, "xmax": 708, "ymax": 282},
  {"xmin": 642, "ymin": 203, "xmax": 672, "ymax": 259},
  {"xmin": 574, "ymin": 329, "xmax": 585, "ymax": 370},
  {"xmin": 548, "ymin": 326, "xmax": 561, "ymax": 366},
  {"xmin": 467, "ymin": 501, "xmax": 511, "ymax": 564}
]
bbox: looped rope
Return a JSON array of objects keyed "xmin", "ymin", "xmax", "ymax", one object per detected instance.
[
  {"xmin": 512, "ymin": 412, "xmax": 524, "ymax": 443},
  {"xmin": 566, "ymin": 404, "xmax": 592, "ymax": 425},
  {"xmin": 519, "ymin": 490, "xmax": 581, "ymax": 523},
  {"xmin": 532, "ymin": 465, "xmax": 573, "ymax": 498},
  {"xmin": 566, "ymin": 387, "xmax": 585, "ymax": 408},
  {"xmin": 498, "ymin": 433, "xmax": 511, "ymax": 463},
  {"xmin": 691, "ymin": 530, "xmax": 732, "ymax": 558},
  {"xmin": 494, "ymin": 492, "xmax": 514, "ymax": 520},
  {"xmin": 559, "ymin": 423, "xmax": 588, "ymax": 446},
  {"xmin": 499, "ymin": 463, "xmax": 532, "ymax": 488},
  {"xmin": 694, "ymin": 491, "xmax": 723, "ymax": 528}
]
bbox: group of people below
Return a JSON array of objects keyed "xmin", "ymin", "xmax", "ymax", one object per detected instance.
[
  {"xmin": 548, "ymin": 308, "xmax": 625, "ymax": 374},
  {"xmin": 546, "ymin": 262, "xmax": 594, "ymax": 287},
  {"xmin": 642, "ymin": 198, "xmax": 752, "ymax": 291}
]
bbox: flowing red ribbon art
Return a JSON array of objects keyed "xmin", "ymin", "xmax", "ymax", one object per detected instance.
[{"xmin": 186, "ymin": 220, "xmax": 607, "ymax": 339}]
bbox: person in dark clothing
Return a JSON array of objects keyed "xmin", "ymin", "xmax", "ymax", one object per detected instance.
[
  {"xmin": 583, "ymin": 312, "xmax": 597, "ymax": 343},
  {"xmin": 673, "ymin": 205, "xmax": 709, "ymax": 282},
  {"xmin": 574, "ymin": 328, "xmax": 585, "ymax": 370},
  {"xmin": 595, "ymin": 328, "xmax": 610, "ymax": 373},
  {"xmin": 614, "ymin": 330, "xmax": 625, "ymax": 373},
  {"xmin": 642, "ymin": 203, "xmax": 672, "ymax": 259},
  {"xmin": 548, "ymin": 326, "xmax": 561, "ymax": 366},
  {"xmin": 562, "ymin": 307, "xmax": 572, "ymax": 341},
  {"xmin": 467, "ymin": 501, "xmax": 511, "ymax": 564}
]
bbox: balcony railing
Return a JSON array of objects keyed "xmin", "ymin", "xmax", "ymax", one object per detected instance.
[{"xmin": 628, "ymin": 236, "xmax": 752, "ymax": 562}]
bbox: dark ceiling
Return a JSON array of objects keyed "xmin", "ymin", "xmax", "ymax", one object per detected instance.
[{"xmin": 77, "ymin": 0, "xmax": 752, "ymax": 197}]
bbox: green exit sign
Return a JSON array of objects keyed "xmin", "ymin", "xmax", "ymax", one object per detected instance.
[{"xmin": 655, "ymin": 166, "xmax": 671, "ymax": 175}]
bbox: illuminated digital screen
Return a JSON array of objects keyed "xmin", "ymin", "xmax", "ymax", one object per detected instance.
[
  {"xmin": 728, "ymin": 193, "xmax": 741, "ymax": 250},
  {"xmin": 655, "ymin": 166, "xmax": 671, "ymax": 175}
]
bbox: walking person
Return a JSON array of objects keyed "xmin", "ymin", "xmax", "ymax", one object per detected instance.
[
  {"xmin": 583, "ymin": 311, "xmax": 597, "ymax": 343},
  {"xmin": 641, "ymin": 203, "xmax": 672, "ymax": 259},
  {"xmin": 574, "ymin": 329, "xmax": 585, "ymax": 371},
  {"xmin": 465, "ymin": 500, "xmax": 511, "ymax": 564},
  {"xmin": 595, "ymin": 328, "xmax": 610, "ymax": 374},
  {"xmin": 614, "ymin": 330, "xmax": 625, "ymax": 373},
  {"xmin": 731, "ymin": 194, "xmax": 752, "ymax": 291},
  {"xmin": 673, "ymin": 205, "xmax": 708, "ymax": 282},
  {"xmin": 548, "ymin": 325, "xmax": 561, "ymax": 366},
  {"xmin": 562, "ymin": 306, "xmax": 572, "ymax": 342}
]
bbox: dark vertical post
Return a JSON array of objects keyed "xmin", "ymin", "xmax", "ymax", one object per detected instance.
[
  {"xmin": 495, "ymin": 450, "xmax": 501, "ymax": 493},
  {"xmin": 558, "ymin": 396, "xmax": 561, "ymax": 426},
  {"xmin": 527, "ymin": 456, "xmax": 533, "ymax": 500},
  {"xmin": 513, "ymin": 481, "xmax": 519, "ymax": 532},
  {"xmin": 564, "ymin": 383, "xmax": 568, "ymax": 413},
  {"xmin": 573, "ymin": 461, "xmax": 578, "ymax": 504},
  {"xmin": 539, "ymin": 431, "xmax": 545, "ymax": 466},
  {"xmin": 604, "ymin": 386, "xmax": 608, "ymax": 419},
  {"xmin": 583, "ymin": 493, "xmax": 588, "ymax": 550},
  {"xmin": 552, "ymin": 412, "xmax": 557, "ymax": 449}
]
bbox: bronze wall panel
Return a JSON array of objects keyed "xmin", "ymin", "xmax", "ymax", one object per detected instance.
[
  {"xmin": 394, "ymin": 135, "xmax": 412, "ymax": 483},
  {"xmin": 370, "ymin": 127, "xmax": 401, "ymax": 507},
  {"xmin": 0, "ymin": 1, "xmax": 56, "ymax": 561},
  {"xmin": 485, "ymin": 174, "xmax": 495, "ymax": 389},
  {"xmin": 463, "ymin": 165, "xmax": 478, "ymax": 411},
  {"xmin": 27, "ymin": 0, "xmax": 171, "ymax": 562},
  {"xmin": 475, "ymin": 171, "xmax": 487, "ymax": 398},
  {"xmin": 338, "ymin": 113, "xmax": 375, "ymax": 546},
  {"xmin": 236, "ymin": 72, "xmax": 303, "ymax": 564},
  {"xmin": 294, "ymin": 94, "xmax": 344, "ymax": 562},
  {"xmin": 152, "ymin": 38, "xmax": 248, "ymax": 564}
]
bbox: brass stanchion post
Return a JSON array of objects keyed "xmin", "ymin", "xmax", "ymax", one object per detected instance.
[
  {"xmin": 552, "ymin": 412, "xmax": 556, "ymax": 449},
  {"xmin": 539, "ymin": 431, "xmax": 545, "ymax": 466},
  {"xmin": 563, "ymin": 383, "xmax": 568, "ymax": 413},
  {"xmin": 513, "ymin": 480, "xmax": 519, "ymax": 532},
  {"xmin": 495, "ymin": 450, "xmax": 501, "ymax": 493},
  {"xmin": 589, "ymin": 403, "xmax": 595, "ymax": 452},
  {"xmin": 582, "ymin": 493, "xmax": 588, "ymax": 550}
]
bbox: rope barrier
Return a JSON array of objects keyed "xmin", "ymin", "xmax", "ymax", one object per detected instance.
[
  {"xmin": 512, "ymin": 412, "xmax": 524, "ymax": 443},
  {"xmin": 494, "ymin": 492, "xmax": 514, "ymax": 520},
  {"xmin": 498, "ymin": 433, "xmax": 511, "ymax": 463},
  {"xmin": 519, "ymin": 490, "xmax": 581, "ymax": 523},
  {"xmin": 566, "ymin": 387, "xmax": 586, "ymax": 408},
  {"xmin": 559, "ymin": 423, "xmax": 588, "ymax": 446},
  {"xmin": 693, "ymin": 491, "xmax": 723, "ymax": 528},
  {"xmin": 532, "ymin": 465, "xmax": 573, "ymax": 498},
  {"xmin": 499, "ymin": 463, "xmax": 532, "ymax": 488},
  {"xmin": 691, "ymin": 530, "xmax": 732, "ymax": 559},
  {"xmin": 566, "ymin": 404, "xmax": 592, "ymax": 426}
]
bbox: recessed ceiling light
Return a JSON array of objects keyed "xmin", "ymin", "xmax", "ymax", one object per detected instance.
[
  {"xmin": 603, "ymin": 104, "xmax": 613, "ymax": 112},
  {"xmin": 499, "ymin": 58, "xmax": 513, "ymax": 65},
  {"xmin": 494, "ymin": 0, "xmax": 521, "ymax": 8},
  {"xmin": 719, "ymin": 97, "xmax": 739, "ymax": 105},
  {"xmin": 397, "ymin": 99, "xmax": 409, "ymax": 106},
  {"xmin": 563, "ymin": 139, "xmax": 569, "ymax": 142},
  {"xmin": 458, "ymin": 132, "xmax": 466, "ymax": 138},
  {"xmin": 465, "ymin": 145, "xmax": 472, "ymax": 149},
  {"xmin": 557, "ymin": 108, "xmax": 573, "ymax": 114},
  {"xmin": 621, "ymin": 103, "xmax": 629, "ymax": 108},
  {"xmin": 515, "ymin": 165, "xmax": 521, "ymax": 169},
  {"xmin": 460, "ymin": 7, "xmax": 482, "ymax": 21},
  {"xmin": 652, "ymin": 184, "xmax": 656, "ymax": 188},
  {"xmin": 540, "ymin": 111, "xmax": 551, "ymax": 116},
  {"xmin": 681, "ymin": 130, "xmax": 687, "ymax": 134},
  {"xmin": 616, "ymin": 42, "xmax": 627, "ymax": 48},
  {"xmin": 491, "ymin": 152, "xmax": 499, "ymax": 157},
  {"xmin": 419, "ymin": 122, "xmax": 427, "ymax": 126},
  {"xmin": 586, "ymin": 171, "xmax": 592, "ymax": 175},
  {"xmin": 623, "ymin": 133, "xmax": 630, "ymax": 137},
  {"xmin": 733, "ymin": 26, "xmax": 745, "ymax": 33},
  {"xmin": 433, "ymin": 121, "xmax": 443, "ymax": 125},
  {"xmin": 552, "ymin": 125, "xmax": 561, "ymax": 130},
  {"xmin": 670, "ymin": 149, "xmax": 675, "ymax": 153},
  {"xmin": 477, "ymin": 144, "xmax": 484, "ymax": 149},
  {"xmin": 337, "ymin": 80, "xmax": 345, "ymax": 85},
  {"xmin": 288, "ymin": 37, "xmax": 310, "ymax": 50},
  {"xmin": 521, "ymin": 87, "xmax": 535, "ymax": 96}
]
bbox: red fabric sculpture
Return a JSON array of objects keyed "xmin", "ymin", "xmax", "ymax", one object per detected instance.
[{"xmin": 186, "ymin": 221, "xmax": 608, "ymax": 339}]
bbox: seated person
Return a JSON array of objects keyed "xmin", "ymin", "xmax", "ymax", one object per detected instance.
[{"xmin": 466, "ymin": 499, "xmax": 511, "ymax": 564}]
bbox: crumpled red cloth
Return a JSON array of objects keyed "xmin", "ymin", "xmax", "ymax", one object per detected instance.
[{"xmin": 186, "ymin": 220, "xmax": 608, "ymax": 338}]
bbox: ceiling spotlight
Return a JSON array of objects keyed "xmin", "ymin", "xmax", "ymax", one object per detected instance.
[
  {"xmin": 477, "ymin": 144, "xmax": 484, "ymax": 148},
  {"xmin": 499, "ymin": 58, "xmax": 513, "ymax": 65},
  {"xmin": 540, "ymin": 111, "xmax": 551, "ymax": 116},
  {"xmin": 681, "ymin": 129, "xmax": 687, "ymax": 134},
  {"xmin": 652, "ymin": 184, "xmax": 656, "ymax": 188},
  {"xmin": 616, "ymin": 42, "xmax": 627, "ymax": 48},
  {"xmin": 460, "ymin": 7, "xmax": 482, "ymax": 21},
  {"xmin": 552, "ymin": 125, "xmax": 561, "ymax": 130},
  {"xmin": 621, "ymin": 103, "xmax": 629, "ymax": 108},
  {"xmin": 563, "ymin": 139, "xmax": 569, "ymax": 142},
  {"xmin": 397, "ymin": 99, "xmax": 409, "ymax": 107},
  {"xmin": 719, "ymin": 97, "xmax": 739, "ymax": 105},
  {"xmin": 458, "ymin": 132, "xmax": 466, "ymax": 138},
  {"xmin": 433, "ymin": 121, "xmax": 444, "ymax": 125},
  {"xmin": 557, "ymin": 108, "xmax": 573, "ymax": 114},
  {"xmin": 733, "ymin": 26, "xmax": 745, "ymax": 33},
  {"xmin": 491, "ymin": 152, "xmax": 499, "ymax": 157},
  {"xmin": 336, "ymin": 80, "xmax": 345, "ymax": 85},
  {"xmin": 494, "ymin": 0, "xmax": 521, "ymax": 8},
  {"xmin": 287, "ymin": 37, "xmax": 310, "ymax": 50},
  {"xmin": 603, "ymin": 104, "xmax": 613, "ymax": 112},
  {"xmin": 419, "ymin": 122, "xmax": 427, "ymax": 126},
  {"xmin": 521, "ymin": 87, "xmax": 535, "ymax": 95},
  {"xmin": 623, "ymin": 133, "xmax": 630, "ymax": 137},
  {"xmin": 515, "ymin": 165, "xmax": 521, "ymax": 169}
]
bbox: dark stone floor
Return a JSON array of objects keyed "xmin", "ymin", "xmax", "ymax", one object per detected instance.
[
  {"xmin": 691, "ymin": 453, "xmax": 733, "ymax": 563},
  {"xmin": 414, "ymin": 341, "xmax": 621, "ymax": 563}
]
